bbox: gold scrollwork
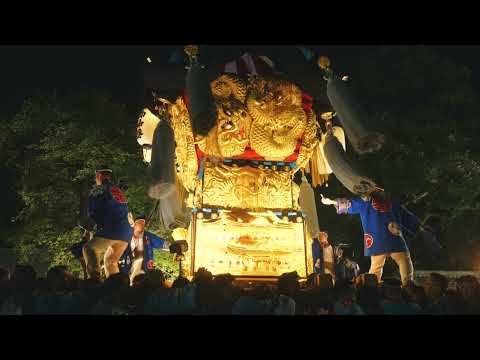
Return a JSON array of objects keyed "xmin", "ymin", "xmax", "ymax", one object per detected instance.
[
  {"xmin": 201, "ymin": 163, "xmax": 297, "ymax": 210},
  {"xmin": 167, "ymin": 97, "xmax": 199, "ymax": 193}
]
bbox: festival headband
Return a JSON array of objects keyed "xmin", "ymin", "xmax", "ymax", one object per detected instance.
[{"xmin": 95, "ymin": 168, "xmax": 113, "ymax": 173}]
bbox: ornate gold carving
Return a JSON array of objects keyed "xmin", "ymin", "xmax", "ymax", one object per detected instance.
[
  {"xmin": 198, "ymin": 98, "xmax": 252, "ymax": 158},
  {"xmin": 201, "ymin": 163, "xmax": 297, "ymax": 210},
  {"xmin": 211, "ymin": 74, "xmax": 248, "ymax": 103},
  {"xmin": 296, "ymin": 109, "xmax": 320, "ymax": 171},
  {"xmin": 320, "ymin": 111, "xmax": 335, "ymax": 121},
  {"xmin": 318, "ymin": 56, "xmax": 331, "ymax": 70},
  {"xmin": 191, "ymin": 211, "xmax": 308, "ymax": 277},
  {"xmin": 246, "ymin": 77, "xmax": 308, "ymax": 159},
  {"xmin": 167, "ymin": 97, "xmax": 199, "ymax": 193},
  {"xmin": 184, "ymin": 45, "xmax": 199, "ymax": 57},
  {"xmin": 164, "ymin": 74, "xmax": 329, "ymax": 211},
  {"xmin": 196, "ymin": 75, "xmax": 251, "ymax": 158}
]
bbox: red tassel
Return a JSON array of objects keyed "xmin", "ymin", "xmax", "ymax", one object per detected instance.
[{"xmin": 301, "ymin": 92, "xmax": 313, "ymax": 111}]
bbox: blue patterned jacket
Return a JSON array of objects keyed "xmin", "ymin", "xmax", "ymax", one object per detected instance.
[
  {"xmin": 88, "ymin": 180, "xmax": 132, "ymax": 242},
  {"xmin": 335, "ymin": 197, "xmax": 421, "ymax": 256}
]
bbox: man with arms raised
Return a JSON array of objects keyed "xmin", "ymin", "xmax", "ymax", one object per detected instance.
[{"xmin": 321, "ymin": 189, "xmax": 418, "ymax": 286}]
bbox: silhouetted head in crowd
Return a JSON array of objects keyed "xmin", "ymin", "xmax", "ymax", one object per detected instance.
[
  {"xmin": 0, "ymin": 267, "xmax": 10, "ymax": 281},
  {"xmin": 277, "ymin": 272, "xmax": 300, "ymax": 298},
  {"xmin": 381, "ymin": 278, "xmax": 403, "ymax": 302},
  {"xmin": 79, "ymin": 277, "xmax": 103, "ymax": 297},
  {"xmin": 33, "ymin": 278, "xmax": 48, "ymax": 295},
  {"xmin": 144, "ymin": 269, "xmax": 165, "ymax": 292},
  {"xmin": 132, "ymin": 273, "xmax": 146, "ymax": 288},
  {"xmin": 213, "ymin": 273, "xmax": 235, "ymax": 286},
  {"xmin": 355, "ymin": 279, "xmax": 383, "ymax": 315},
  {"xmin": 402, "ymin": 281, "xmax": 418, "ymax": 302},
  {"xmin": 307, "ymin": 273, "xmax": 333, "ymax": 292},
  {"xmin": 400, "ymin": 281, "xmax": 427, "ymax": 310},
  {"xmin": 444, "ymin": 288, "xmax": 465, "ymax": 314},
  {"xmin": 251, "ymin": 284, "xmax": 274, "ymax": 300},
  {"xmin": 212, "ymin": 274, "xmax": 236, "ymax": 296},
  {"xmin": 355, "ymin": 275, "xmax": 380, "ymax": 302},
  {"xmin": 211, "ymin": 274, "xmax": 238, "ymax": 313},
  {"xmin": 12, "ymin": 265, "xmax": 37, "ymax": 291},
  {"xmin": 410, "ymin": 285, "xmax": 427, "ymax": 308},
  {"xmin": 172, "ymin": 277, "xmax": 190, "ymax": 289},
  {"xmin": 303, "ymin": 292, "xmax": 333, "ymax": 315},
  {"xmin": 334, "ymin": 280, "xmax": 356, "ymax": 301},
  {"xmin": 102, "ymin": 272, "xmax": 130, "ymax": 296},
  {"xmin": 192, "ymin": 269, "xmax": 215, "ymax": 311},
  {"xmin": 456, "ymin": 275, "xmax": 480, "ymax": 305},
  {"xmin": 89, "ymin": 271, "xmax": 102, "ymax": 282},
  {"xmin": 46, "ymin": 265, "xmax": 74, "ymax": 293},
  {"xmin": 193, "ymin": 268, "xmax": 213, "ymax": 286},
  {"xmin": 423, "ymin": 273, "xmax": 448, "ymax": 301},
  {"xmin": 354, "ymin": 273, "xmax": 378, "ymax": 290}
]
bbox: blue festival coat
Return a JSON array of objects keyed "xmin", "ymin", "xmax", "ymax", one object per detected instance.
[
  {"xmin": 88, "ymin": 180, "xmax": 132, "ymax": 242},
  {"xmin": 119, "ymin": 231, "xmax": 169, "ymax": 274},
  {"xmin": 335, "ymin": 197, "xmax": 421, "ymax": 257}
]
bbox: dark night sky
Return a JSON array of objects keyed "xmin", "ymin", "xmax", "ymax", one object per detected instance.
[{"xmin": 1, "ymin": 45, "xmax": 480, "ymax": 118}]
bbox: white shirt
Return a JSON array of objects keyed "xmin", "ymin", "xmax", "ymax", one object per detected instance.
[
  {"xmin": 131, "ymin": 232, "xmax": 144, "ymax": 253},
  {"xmin": 323, "ymin": 245, "xmax": 334, "ymax": 264}
]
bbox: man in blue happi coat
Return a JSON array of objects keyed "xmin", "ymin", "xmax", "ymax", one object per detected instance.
[
  {"xmin": 321, "ymin": 189, "xmax": 425, "ymax": 285},
  {"xmin": 82, "ymin": 165, "xmax": 133, "ymax": 279},
  {"xmin": 118, "ymin": 215, "xmax": 170, "ymax": 284}
]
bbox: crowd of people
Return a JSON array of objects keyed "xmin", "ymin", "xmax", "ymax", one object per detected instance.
[{"xmin": 0, "ymin": 264, "xmax": 479, "ymax": 315}]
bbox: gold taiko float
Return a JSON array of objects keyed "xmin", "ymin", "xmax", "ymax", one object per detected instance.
[{"xmin": 138, "ymin": 46, "xmax": 349, "ymax": 280}]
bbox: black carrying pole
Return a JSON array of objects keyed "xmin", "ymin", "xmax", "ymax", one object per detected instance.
[{"xmin": 184, "ymin": 46, "xmax": 217, "ymax": 136}]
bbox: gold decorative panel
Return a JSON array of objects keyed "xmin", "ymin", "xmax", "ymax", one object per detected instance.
[
  {"xmin": 188, "ymin": 211, "xmax": 311, "ymax": 278},
  {"xmin": 201, "ymin": 162, "xmax": 299, "ymax": 210}
]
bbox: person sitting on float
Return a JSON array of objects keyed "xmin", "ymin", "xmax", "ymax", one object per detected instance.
[{"xmin": 117, "ymin": 215, "xmax": 170, "ymax": 285}]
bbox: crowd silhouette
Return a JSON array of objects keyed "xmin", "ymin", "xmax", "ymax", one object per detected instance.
[{"xmin": 0, "ymin": 264, "xmax": 479, "ymax": 315}]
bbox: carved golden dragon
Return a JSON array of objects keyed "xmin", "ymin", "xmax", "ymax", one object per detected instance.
[{"xmin": 150, "ymin": 72, "xmax": 329, "ymax": 210}]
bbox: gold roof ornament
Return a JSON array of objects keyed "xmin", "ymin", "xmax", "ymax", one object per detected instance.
[
  {"xmin": 320, "ymin": 111, "xmax": 335, "ymax": 121},
  {"xmin": 317, "ymin": 56, "xmax": 331, "ymax": 70},
  {"xmin": 158, "ymin": 97, "xmax": 172, "ymax": 105},
  {"xmin": 184, "ymin": 45, "xmax": 199, "ymax": 58}
]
